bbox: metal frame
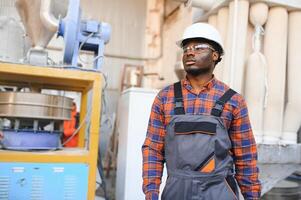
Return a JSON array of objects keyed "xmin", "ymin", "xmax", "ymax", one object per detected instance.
[{"xmin": 0, "ymin": 62, "xmax": 102, "ymax": 200}]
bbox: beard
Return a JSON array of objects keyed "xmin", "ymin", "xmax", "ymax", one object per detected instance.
[{"xmin": 184, "ymin": 66, "xmax": 211, "ymax": 76}]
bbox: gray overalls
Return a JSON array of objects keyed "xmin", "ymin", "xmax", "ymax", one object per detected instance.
[{"xmin": 161, "ymin": 81, "xmax": 239, "ymax": 200}]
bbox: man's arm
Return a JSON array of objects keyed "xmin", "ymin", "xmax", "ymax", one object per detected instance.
[
  {"xmin": 230, "ymin": 97, "xmax": 261, "ymax": 199},
  {"xmin": 142, "ymin": 94, "xmax": 165, "ymax": 200}
]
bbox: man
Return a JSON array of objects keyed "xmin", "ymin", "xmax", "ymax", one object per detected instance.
[{"xmin": 142, "ymin": 23, "xmax": 261, "ymax": 200}]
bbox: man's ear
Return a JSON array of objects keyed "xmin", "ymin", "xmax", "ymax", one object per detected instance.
[{"xmin": 212, "ymin": 51, "xmax": 219, "ymax": 62}]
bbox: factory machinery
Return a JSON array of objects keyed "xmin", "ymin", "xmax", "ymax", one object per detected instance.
[{"xmin": 0, "ymin": 0, "xmax": 110, "ymax": 199}]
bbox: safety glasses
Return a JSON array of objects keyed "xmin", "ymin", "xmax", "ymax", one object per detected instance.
[{"xmin": 183, "ymin": 44, "xmax": 216, "ymax": 54}]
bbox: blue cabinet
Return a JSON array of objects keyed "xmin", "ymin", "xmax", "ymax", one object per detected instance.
[{"xmin": 0, "ymin": 163, "xmax": 89, "ymax": 200}]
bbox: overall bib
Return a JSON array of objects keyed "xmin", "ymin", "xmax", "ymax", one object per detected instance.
[{"xmin": 161, "ymin": 82, "xmax": 239, "ymax": 200}]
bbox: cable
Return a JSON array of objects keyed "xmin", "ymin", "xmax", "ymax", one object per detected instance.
[
  {"xmin": 77, "ymin": 33, "xmax": 106, "ymax": 69},
  {"xmin": 100, "ymin": 72, "xmax": 109, "ymax": 115},
  {"xmin": 97, "ymin": 71, "xmax": 112, "ymax": 200},
  {"xmin": 97, "ymin": 151, "xmax": 109, "ymax": 200},
  {"xmin": 61, "ymin": 103, "xmax": 92, "ymax": 146}
]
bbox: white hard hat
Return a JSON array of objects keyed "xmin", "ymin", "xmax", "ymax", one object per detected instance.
[{"xmin": 176, "ymin": 23, "xmax": 224, "ymax": 55}]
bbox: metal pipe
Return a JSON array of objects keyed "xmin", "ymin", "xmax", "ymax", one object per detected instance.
[
  {"xmin": 214, "ymin": 7, "xmax": 229, "ymax": 80},
  {"xmin": 40, "ymin": 0, "xmax": 59, "ymax": 32},
  {"xmin": 282, "ymin": 11, "xmax": 301, "ymax": 144},
  {"xmin": 229, "ymin": 0, "xmax": 238, "ymax": 88},
  {"xmin": 222, "ymin": 0, "xmax": 249, "ymax": 92},
  {"xmin": 263, "ymin": 7, "xmax": 288, "ymax": 144}
]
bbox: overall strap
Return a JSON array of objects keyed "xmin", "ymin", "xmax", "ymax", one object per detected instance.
[
  {"xmin": 211, "ymin": 89, "xmax": 237, "ymax": 117},
  {"xmin": 174, "ymin": 81, "xmax": 185, "ymax": 115}
]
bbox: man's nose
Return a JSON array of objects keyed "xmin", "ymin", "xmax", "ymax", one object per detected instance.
[{"xmin": 185, "ymin": 49, "xmax": 196, "ymax": 56}]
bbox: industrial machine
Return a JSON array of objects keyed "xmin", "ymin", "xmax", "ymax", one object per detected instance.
[
  {"xmin": 0, "ymin": 92, "xmax": 73, "ymax": 150},
  {"xmin": 0, "ymin": 0, "xmax": 111, "ymax": 199}
]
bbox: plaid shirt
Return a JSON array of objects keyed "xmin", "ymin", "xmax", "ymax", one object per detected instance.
[{"xmin": 142, "ymin": 77, "xmax": 261, "ymax": 200}]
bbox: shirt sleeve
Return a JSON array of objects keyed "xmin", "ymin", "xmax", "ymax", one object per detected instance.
[
  {"xmin": 229, "ymin": 97, "xmax": 261, "ymax": 200},
  {"xmin": 142, "ymin": 94, "xmax": 166, "ymax": 200}
]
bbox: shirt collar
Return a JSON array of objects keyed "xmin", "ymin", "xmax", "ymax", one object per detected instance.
[{"xmin": 182, "ymin": 75, "xmax": 216, "ymax": 93}]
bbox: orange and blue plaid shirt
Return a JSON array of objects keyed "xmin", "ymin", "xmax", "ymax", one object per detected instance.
[{"xmin": 142, "ymin": 77, "xmax": 261, "ymax": 200}]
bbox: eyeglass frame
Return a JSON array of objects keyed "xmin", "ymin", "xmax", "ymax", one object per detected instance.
[{"xmin": 182, "ymin": 43, "xmax": 216, "ymax": 54}]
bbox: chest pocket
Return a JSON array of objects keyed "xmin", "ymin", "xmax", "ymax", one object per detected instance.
[
  {"xmin": 174, "ymin": 121, "xmax": 217, "ymax": 171},
  {"xmin": 175, "ymin": 121, "xmax": 216, "ymax": 135}
]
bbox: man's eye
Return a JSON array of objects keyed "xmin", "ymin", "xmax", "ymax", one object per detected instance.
[{"xmin": 195, "ymin": 47, "xmax": 205, "ymax": 51}]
